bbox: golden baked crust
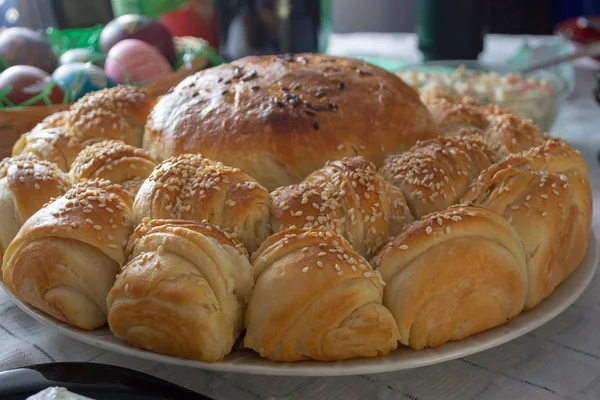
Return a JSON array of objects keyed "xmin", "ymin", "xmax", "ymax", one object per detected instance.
[
  {"xmin": 107, "ymin": 219, "xmax": 253, "ymax": 362},
  {"xmin": 133, "ymin": 154, "xmax": 271, "ymax": 253},
  {"xmin": 380, "ymin": 134, "xmax": 506, "ymax": 218},
  {"xmin": 144, "ymin": 54, "xmax": 438, "ymax": 190},
  {"xmin": 69, "ymin": 140, "xmax": 157, "ymax": 197},
  {"xmin": 371, "ymin": 205, "xmax": 527, "ymax": 350},
  {"xmin": 12, "ymin": 127, "xmax": 83, "ymax": 171},
  {"xmin": 2, "ymin": 179, "xmax": 133, "ymax": 330},
  {"xmin": 270, "ymin": 156, "xmax": 414, "ymax": 258},
  {"xmin": 245, "ymin": 228, "xmax": 399, "ymax": 361},
  {"xmin": 462, "ymin": 137, "xmax": 592, "ymax": 309}
]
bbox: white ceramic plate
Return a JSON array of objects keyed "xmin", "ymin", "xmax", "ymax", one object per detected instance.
[{"xmin": 2, "ymin": 233, "xmax": 598, "ymax": 376}]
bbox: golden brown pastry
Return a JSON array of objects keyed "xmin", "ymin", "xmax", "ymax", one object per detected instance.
[
  {"xmin": 2, "ymin": 179, "xmax": 133, "ymax": 330},
  {"xmin": 371, "ymin": 205, "xmax": 527, "ymax": 350},
  {"xmin": 69, "ymin": 140, "xmax": 157, "ymax": 196},
  {"xmin": 107, "ymin": 219, "xmax": 253, "ymax": 362},
  {"xmin": 380, "ymin": 134, "xmax": 506, "ymax": 219},
  {"xmin": 270, "ymin": 156, "xmax": 414, "ymax": 259},
  {"xmin": 12, "ymin": 127, "xmax": 83, "ymax": 172},
  {"xmin": 461, "ymin": 137, "xmax": 592, "ymax": 309},
  {"xmin": 245, "ymin": 228, "xmax": 399, "ymax": 361},
  {"xmin": 66, "ymin": 86, "xmax": 156, "ymax": 147},
  {"xmin": 0, "ymin": 156, "xmax": 71, "ymax": 257},
  {"xmin": 144, "ymin": 54, "xmax": 438, "ymax": 190},
  {"xmin": 422, "ymin": 94, "xmax": 542, "ymax": 152},
  {"xmin": 134, "ymin": 154, "xmax": 271, "ymax": 253}
]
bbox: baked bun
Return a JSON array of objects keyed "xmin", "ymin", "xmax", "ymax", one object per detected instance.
[
  {"xmin": 133, "ymin": 154, "xmax": 271, "ymax": 253},
  {"xmin": 66, "ymin": 86, "xmax": 156, "ymax": 147},
  {"xmin": 69, "ymin": 140, "xmax": 157, "ymax": 196},
  {"xmin": 107, "ymin": 219, "xmax": 253, "ymax": 362},
  {"xmin": 371, "ymin": 205, "xmax": 527, "ymax": 350},
  {"xmin": 245, "ymin": 228, "xmax": 399, "ymax": 361},
  {"xmin": 270, "ymin": 156, "xmax": 414, "ymax": 259},
  {"xmin": 380, "ymin": 134, "xmax": 506, "ymax": 219},
  {"xmin": 12, "ymin": 127, "xmax": 83, "ymax": 171},
  {"xmin": 144, "ymin": 54, "xmax": 438, "ymax": 190},
  {"xmin": 422, "ymin": 94, "xmax": 542, "ymax": 152},
  {"xmin": 462, "ymin": 137, "xmax": 592, "ymax": 309},
  {"xmin": 2, "ymin": 179, "xmax": 133, "ymax": 330},
  {"xmin": 0, "ymin": 156, "xmax": 71, "ymax": 257}
]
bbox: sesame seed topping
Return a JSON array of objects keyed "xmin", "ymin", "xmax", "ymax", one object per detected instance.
[
  {"xmin": 426, "ymin": 226, "xmax": 433, "ymax": 235},
  {"xmin": 399, "ymin": 244, "xmax": 408, "ymax": 250},
  {"xmin": 302, "ymin": 267, "xmax": 309, "ymax": 273}
]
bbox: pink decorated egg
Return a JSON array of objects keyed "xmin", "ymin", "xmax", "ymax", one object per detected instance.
[{"xmin": 104, "ymin": 39, "xmax": 172, "ymax": 85}]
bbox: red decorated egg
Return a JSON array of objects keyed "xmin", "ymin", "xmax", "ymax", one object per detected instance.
[
  {"xmin": 100, "ymin": 14, "xmax": 176, "ymax": 65},
  {"xmin": 0, "ymin": 27, "xmax": 58, "ymax": 73},
  {"xmin": 104, "ymin": 39, "xmax": 172, "ymax": 85},
  {"xmin": 0, "ymin": 65, "xmax": 65, "ymax": 106}
]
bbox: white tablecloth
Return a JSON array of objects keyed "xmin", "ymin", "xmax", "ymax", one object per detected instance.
[{"xmin": 1, "ymin": 34, "xmax": 600, "ymax": 400}]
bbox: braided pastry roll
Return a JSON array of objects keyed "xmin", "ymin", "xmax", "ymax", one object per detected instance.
[
  {"xmin": 69, "ymin": 140, "xmax": 157, "ymax": 196},
  {"xmin": 380, "ymin": 134, "xmax": 505, "ymax": 219},
  {"xmin": 462, "ymin": 137, "xmax": 592, "ymax": 309},
  {"xmin": 371, "ymin": 205, "xmax": 527, "ymax": 350},
  {"xmin": 107, "ymin": 219, "xmax": 253, "ymax": 362},
  {"xmin": 0, "ymin": 156, "xmax": 71, "ymax": 256},
  {"xmin": 270, "ymin": 156, "xmax": 413, "ymax": 259},
  {"xmin": 2, "ymin": 179, "xmax": 133, "ymax": 330},
  {"xmin": 12, "ymin": 127, "xmax": 83, "ymax": 171},
  {"xmin": 246, "ymin": 228, "xmax": 399, "ymax": 361},
  {"xmin": 134, "ymin": 154, "xmax": 271, "ymax": 253}
]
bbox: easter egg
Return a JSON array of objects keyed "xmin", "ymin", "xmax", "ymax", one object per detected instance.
[
  {"xmin": 100, "ymin": 14, "xmax": 176, "ymax": 65},
  {"xmin": 60, "ymin": 48, "xmax": 105, "ymax": 68},
  {"xmin": 0, "ymin": 27, "xmax": 58, "ymax": 73},
  {"xmin": 104, "ymin": 39, "xmax": 172, "ymax": 85},
  {"xmin": 0, "ymin": 65, "xmax": 65, "ymax": 106},
  {"xmin": 52, "ymin": 62, "xmax": 115, "ymax": 101}
]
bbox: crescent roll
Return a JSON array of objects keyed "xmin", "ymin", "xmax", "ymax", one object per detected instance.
[
  {"xmin": 69, "ymin": 140, "xmax": 157, "ymax": 196},
  {"xmin": 0, "ymin": 156, "xmax": 71, "ymax": 257},
  {"xmin": 2, "ymin": 179, "xmax": 133, "ymax": 330},
  {"xmin": 372, "ymin": 205, "xmax": 527, "ymax": 350},
  {"xmin": 12, "ymin": 127, "xmax": 83, "ymax": 172},
  {"xmin": 245, "ymin": 228, "xmax": 399, "ymax": 361},
  {"xmin": 462, "ymin": 137, "xmax": 592, "ymax": 309},
  {"xmin": 271, "ymin": 156, "xmax": 414, "ymax": 259},
  {"xmin": 133, "ymin": 154, "xmax": 271, "ymax": 253},
  {"xmin": 107, "ymin": 219, "xmax": 253, "ymax": 362},
  {"xmin": 380, "ymin": 134, "xmax": 505, "ymax": 219}
]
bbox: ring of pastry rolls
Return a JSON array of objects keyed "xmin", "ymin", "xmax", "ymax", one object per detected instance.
[
  {"xmin": 2, "ymin": 179, "xmax": 133, "ymax": 330},
  {"xmin": 246, "ymin": 228, "xmax": 400, "ymax": 361},
  {"xmin": 12, "ymin": 127, "xmax": 83, "ymax": 172},
  {"xmin": 69, "ymin": 140, "xmax": 157, "ymax": 196},
  {"xmin": 133, "ymin": 154, "xmax": 271, "ymax": 253},
  {"xmin": 371, "ymin": 205, "xmax": 527, "ymax": 350},
  {"xmin": 107, "ymin": 219, "xmax": 253, "ymax": 362},
  {"xmin": 462, "ymin": 137, "xmax": 592, "ymax": 309},
  {"xmin": 380, "ymin": 134, "xmax": 506, "ymax": 219},
  {"xmin": 271, "ymin": 156, "xmax": 414, "ymax": 259}
]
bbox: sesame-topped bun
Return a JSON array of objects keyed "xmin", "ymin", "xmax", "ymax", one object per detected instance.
[
  {"xmin": 69, "ymin": 140, "xmax": 157, "ymax": 196},
  {"xmin": 380, "ymin": 134, "xmax": 506, "ymax": 219},
  {"xmin": 66, "ymin": 86, "xmax": 156, "ymax": 147},
  {"xmin": 462, "ymin": 137, "xmax": 592, "ymax": 309},
  {"xmin": 422, "ymin": 94, "xmax": 542, "ymax": 152},
  {"xmin": 0, "ymin": 156, "xmax": 71, "ymax": 257},
  {"xmin": 133, "ymin": 153, "xmax": 271, "ymax": 253},
  {"xmin": 107, "ymin": 219, "xmax": 254, "ymax": 362},
  {"xmin": 0, "ymin": 153, "xmax": 40, "ymax": 178},
  {"xmin": 371, "ymin": 205, "xmax": 527, "ymax": 350},
  {"xmin": 144, "ymin": 54, "xmax": 438, "ymax": 190},
  {"xmin": 270, "ymin": 156, "xmax": 414, "ymax": 259},
  {"xmin": 31, "ymin": 111, "xmax": 71, "ymax": 132},
  {"xmin": 2, "ymin": 178, "xmax": 133, "ymax": 330},
  {"xmin": 12, "ymin": 127, "xmax": 84, "ymax": 171},
  {"xmin": 245, "ymin": 228, "xmax": 399, "ymax": 361}
]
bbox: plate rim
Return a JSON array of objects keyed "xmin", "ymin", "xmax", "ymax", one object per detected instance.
[{"xmin": 2, "ymin": 232, "xmax": 598, "ymax": 377}]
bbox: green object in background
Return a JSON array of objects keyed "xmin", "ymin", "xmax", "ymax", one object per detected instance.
[{"xmin": 110, "ymin": 0, "xmax": 188, "ymax": 19}]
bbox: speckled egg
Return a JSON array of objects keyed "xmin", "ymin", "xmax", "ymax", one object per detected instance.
[
  {"xmin": 0, "ymin": 65, "xmax": 65, "ymax": 106},
  {"xmin": 104, "ymin": 39, "xmax": 172, "ymax": 85},
  {"xmin": 59, "ymin": 48, "xmax": 105, "ymax": 68},
  {"xmin": 52, "ymin": 62, "xmax": 115, "ymax": 101}
]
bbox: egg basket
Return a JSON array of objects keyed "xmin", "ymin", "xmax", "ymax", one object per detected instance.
[{"xmin": 0, "ymin": 25, "xmax": 225, "ymax": 158}]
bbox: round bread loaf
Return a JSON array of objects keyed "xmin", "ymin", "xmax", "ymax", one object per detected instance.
[{"xmin": 144, "ymin": 54, "xmax": 438, "ymax": 191}]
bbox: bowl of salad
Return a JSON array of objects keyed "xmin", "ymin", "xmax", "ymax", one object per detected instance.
[{"xmin": 396, "ymin": 60, "xmax": 570, "ymax": 133}]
